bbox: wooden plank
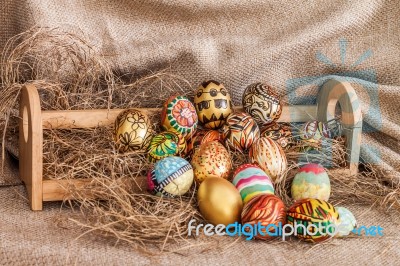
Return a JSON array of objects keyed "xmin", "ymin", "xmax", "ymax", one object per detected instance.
[
  {"xmin": 42, "ymin": 178, "xmax": 94, "ymax": 201},
  {"xmin": 317, "ymin": 79, "xmax": 362, "ymax": 175},
  {"xmin": 41, "ymin": 105, "xmax": 317, "ymax": 129},
  {"xmin": 42, "ymin": 176, "xmax": 147, "ymax": 201},
  {"xmin": 19, "ymin": 85, "xmax": 44, "ymax": 211}
]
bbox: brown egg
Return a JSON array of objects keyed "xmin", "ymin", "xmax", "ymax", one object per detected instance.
[
  {"xmin": 197, "ymin": 177, "xmax": 243, "ymax": 226},
  {"xmin": 191, "ymin": 141, "xmax": 232, "ymax": 184},
  {"xmin": 249, "ymin": 137, "xmax": 287, "ymax": 182}
]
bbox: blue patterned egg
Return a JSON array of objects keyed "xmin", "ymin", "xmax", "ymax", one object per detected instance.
[
  {"xmin": 147, "ymin": 156, "xmax": 194, "ymax": 197},
  {"xmin": 336, "ymin": 206, "xmax": 357, "ymax": 237}
]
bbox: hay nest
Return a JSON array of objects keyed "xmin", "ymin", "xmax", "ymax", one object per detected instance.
[{"xmin": 1, "ymin": 28, "xmax": 399, "ymax": 253}]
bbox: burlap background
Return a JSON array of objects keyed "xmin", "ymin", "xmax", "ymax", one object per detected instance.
[{"xmin": 0, "ymin": 0, "xmax": 399, "ymax": 264}]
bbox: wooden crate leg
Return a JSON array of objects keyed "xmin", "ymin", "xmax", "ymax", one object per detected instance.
[
  {"xmin": 317, "ymin": 79, "xmax": 362, "ymax": 175},
  {"xmin": 19, "ymin": 84, "xmax": 43, "ymax": 210}
]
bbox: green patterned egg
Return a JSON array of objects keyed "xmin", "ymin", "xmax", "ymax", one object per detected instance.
[{"xmin": 147, "ymin": 131, "xmax": 185, "ymax": 162}]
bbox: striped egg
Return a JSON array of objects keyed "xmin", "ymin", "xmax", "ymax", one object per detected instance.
[
  {"xmin": 147, "ymin": 156, "xmax": 194, "ymax": 197},
  {"xmin": 232, "ymin": 164, "xmax": 274, "ymax": 204},
  {"xmin": 287, "ymin": 199, "xmax": 339, "ymax": 243},
  {"xmin": 249, "ymin": 137, "xmax": 287, "ymax": 182},
  {"xmin": 241, "ymin": 194, "xmax": 286, "ymax": 240}
]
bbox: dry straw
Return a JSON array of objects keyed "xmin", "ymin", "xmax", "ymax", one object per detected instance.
[{"xmin": 0, "ymin": 28, "xmax": 399, "ymax": 253}]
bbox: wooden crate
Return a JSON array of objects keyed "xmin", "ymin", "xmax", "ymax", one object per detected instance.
[{"xmin": 19, "ymin": 79, "xmax": 362, "ymax": 211}]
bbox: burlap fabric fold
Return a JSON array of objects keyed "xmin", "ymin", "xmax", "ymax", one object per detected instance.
[{"xmin": 0, "ymin": 0, "xmax": 399, "ymax": 264}]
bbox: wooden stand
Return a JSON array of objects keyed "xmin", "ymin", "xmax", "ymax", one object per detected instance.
[{"xmin": 19, "ymin": 79, "xmax": 362, "ymax": 210}]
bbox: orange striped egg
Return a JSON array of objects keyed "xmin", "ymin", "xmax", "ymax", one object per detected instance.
[
  {"xmin": 241, "ymin": 194, "xmax": 286, "ymax": 240},
  {"xmin": 249, "ymin": 137, "xmax": 287, "ymax": 181}
]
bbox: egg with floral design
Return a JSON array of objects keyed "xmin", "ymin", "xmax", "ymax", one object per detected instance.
[
  {"xmin": 194, "ymin": 80, "xmax": 233, "ymax": 129},
  {"xmin": 191, "ymin": 141, "xmax": 232, "ymax": 183},
  {"xmin": 161, "ymin": 95, "xmax": 198, "ymax": 139},
  {"xmin": 222, "ymin": 112, "xmax": 260, "ymax": 152},
  {"xmin": 114, "ymin": 109, "xmax": 153, "ymax": 153}
]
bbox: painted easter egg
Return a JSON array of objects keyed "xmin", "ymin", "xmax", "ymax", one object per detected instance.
[
  {"xmin": 249, "ymin": 137, "xmax": 287, "ymax": 182},
  {"xmin": 114, "ymin": 109, "xmax": 153, "ymax": 152},
  {"xmin": 260, "ymin": 122, "xmax": 294, "ymax": 150},
  {"xmin": 147, "ymin": 131, "xmax": 186, "ymax": 162},
  {"xmin": 291, "ymin": 163, "xmax": 331, "ymax": 201},
  {"xmin": 186, "ymin": 129, "xmax": 222, "ymax": 158},
  {"xmin": 147, "ymin": 156, "xmax": 194, "ymax": 197},
  {"xmin": 287, "ymin": 199, "xmax": 339, "ymax": 243},
  {"xmin": 241, "ymin": 194, "xmax": 286, "ymax": 240},
  {"xmin": 198, "ymin": 177, "xmax": 243, "ymax": 226},
  {"xmin": 336, "ymin": 206, "xmax": 357, "ymax": 237},
  {"xmin": 300, "ymin": 120, "xmax": 331, "ymax": 143},
  {"xmin": 191, "ymin": 141, "xmax": 232, "ymax": 183},
  {"xmin": 194, "ymin": 80, "xmax": 234, "ymax": 129},
  {"xmin": 242, "ymin": 83, "xmax": 282, "ymax": 125},
  {"xmin": 222, "ymin": 112, "xmax": 260, "ymax": 152},
  {"xmin": 161, "ymin": 95, "xmax": 198, "ymax": 139},
  {"xmin": 232, "ymin": 164, "xmax": 274, "ymax": 204}
]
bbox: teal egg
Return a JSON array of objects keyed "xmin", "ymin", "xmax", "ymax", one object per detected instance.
[{"xmin": 336, "ymin": 206, "xmax": 357, "ymax": 237}]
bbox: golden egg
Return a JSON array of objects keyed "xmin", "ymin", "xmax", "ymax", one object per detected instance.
[
  {"xmin": 114, "ymin": 109, "xmax": 153, "ymax": 153},
  {"xmin": 191, "ymin": 141, "xmax": 232, "ymax": 184},
  {"xmin": 198, "ymin": 177, "xmax": 243, "ymax": 226},
  {"xmin": 194, "ymin": 80, "xmax": 233, "ymax": 129}
]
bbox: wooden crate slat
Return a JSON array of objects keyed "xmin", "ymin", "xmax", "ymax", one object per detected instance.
[{"xmin": 41, "ymin": 105, "xmax": 318, "ymax": 129}]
